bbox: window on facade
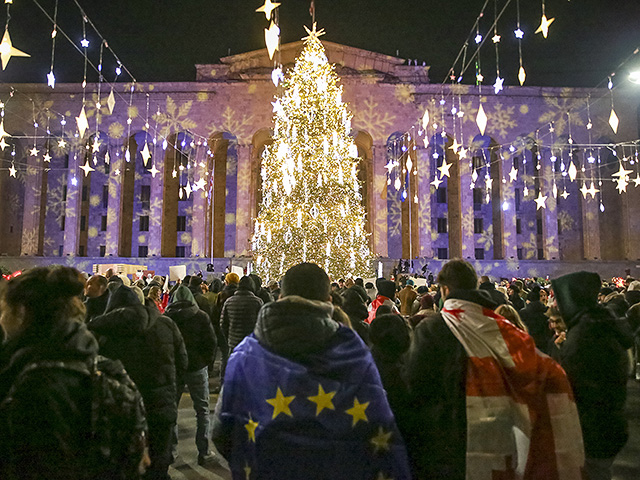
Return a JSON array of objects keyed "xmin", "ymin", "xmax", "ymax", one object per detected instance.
[
  {"xmin": 473, "ymin": 188, "xmax": 482, "ymax": 206},
  {"xmin": 60, "ymin": 216, "xmax": 66, "ymax": 231},
  {"xmin": 475, "ymin": 248, "xmax": 485, "ymax": 260},
  {"xmin": 102, "ymin": 185, "xmax": 109, "ymax": 208},
  {"xmin": 63, "ymin": 186, "xmax": 68, "ymax": 202},
  {"xmin": 101, "ymin": 215, "xmax": 107, "ymax": 231},
  {"xmin": 513, "ymin": 156, "xmax": 520, "ymax": 170},
  {"xmin": 176, "ymin": 246, "xmax": 186, "ymax": 258},
  {"xmin": 515, "ymin": 188, "xmax": 521, "ymax": 211},
  {"xmin": 437, "ymin": 248, "xmax": 448, "ymax": 260},
  {"xmin": 472, "ymin": 155, "xmax": 484, "ymax": 170},
  {"xmin": 536, "ymin": 218, "xmax": 543, "ymax": 235},
  {"xmin": 58, "ymin": 245, "xmax": 63, "ymax": 257},
  {"xmin": 139, "ymin": 216, "xmax": 150, "ymax": 232},
  {"xmin": 177, "ymin": 216, "xmax": 187, "ymax": 232},
  {"xmin": 138, "ymin": 245, "xmax": 148, "ymax": 258},
  {"xmin": 436, "ymin": 187, "xmax": 447, "ymax": 204},
  {"xmin": 104, "ymin": 162, "xmax": 110, "ymax": 175},
  {"xmin": 63, "ymin": 155, "xmax": 69, "ymax": 169},
  {"xmin": 437, "ymin": 217, "xmax": 447, "ymax": 234},
  {"xmin": 474, "ymin": 218, "xmax": 484, "ymax": 234},
  {"xmin": 82, "ymin": 186, "xmax": 88, "ymax": 202},
  {"xmin": 517, "ymin": 248, "xmax": 523, "ymax": 260},
  {"xmin": 141, "ymin": 185, "xmax": 151, "ymax": 210},
  {"xmin": 80, "ymin": 216, "xmax": 86, "ymax": 232},
  {"xmin": 78, "ymin": 245, "xmax": 85, "ymax": 257},
  {"xmin": 516, "ymin": 218, "xmax": 522, "ymax": 234},
  {"xmin": 538, "ymin": 248, "xmax": 544, "ymax": 260},
  {"xmin": 99, "ymin": 245, "xmax": 106, "ymax": 257}
]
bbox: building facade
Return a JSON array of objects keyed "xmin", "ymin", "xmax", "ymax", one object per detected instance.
[{"xmin": 0, "ymin": 41, "xmax": 639, "ymax": 278}]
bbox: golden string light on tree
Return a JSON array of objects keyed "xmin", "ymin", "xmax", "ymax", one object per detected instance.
[{"xmin": 252, "ymin": 24, "xmax": 373, "ymax": 280}]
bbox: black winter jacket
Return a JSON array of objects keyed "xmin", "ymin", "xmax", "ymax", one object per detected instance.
[
  {"xmin": 0, "ymin": 319, "xmax": 98, "ymax": 480},
  {"xmin": 221, "ymin": 289, "xmax": 263, "ymax": 351},
  {"xmin": 165, "ymin": 300, "xmax": 216, "ymax": 372},
  {"xmin": 89, "ymin": 286, "xmax": 187, "ymax": 423},
  {"xmin": 559, "ymin": 307, "xmax": 631, "ymax": 458},
  {"xmin": 519, "ymin": 300, "xmax": 551, "ymax": 353},
  {"xmin": 403, "ymin": 289, "xmax": 497, "ymax": 480},
  {"xmin": 84, "ymin": 291, "xmax": 110, "ymax": 323}
]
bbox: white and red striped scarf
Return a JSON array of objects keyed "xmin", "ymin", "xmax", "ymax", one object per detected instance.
[{"xmin": 441, "ymin": 298, "xmax": 584, "ymax": 480}]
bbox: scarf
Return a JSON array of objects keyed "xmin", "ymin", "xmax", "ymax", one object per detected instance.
[{"xmin": 441, "ymin": 298, "xmax": 584, "ymax": 480}]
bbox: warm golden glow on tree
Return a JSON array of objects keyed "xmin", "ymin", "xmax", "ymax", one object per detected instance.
[{"xmin": 252, "ymin": 27, "xmax": 373, "ymax": 280}]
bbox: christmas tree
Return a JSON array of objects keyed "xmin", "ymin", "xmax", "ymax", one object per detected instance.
[{"xmin": 252, "ymin": 25, "xmax": 373, "ymax": 281}]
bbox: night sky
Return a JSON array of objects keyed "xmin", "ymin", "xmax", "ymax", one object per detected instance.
[{"xmin": 2, "ymin": 0, "xmax": 640, "ymax": 88}]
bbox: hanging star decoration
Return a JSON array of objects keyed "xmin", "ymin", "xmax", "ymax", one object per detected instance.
[
  {"xmin": 567, "ymin": 161, "xmax": 578, "ymax": 182},
  {"xmin": 256, "ymin": 0, "xmax": 280, "ymax": 20},
  {"xmin": 508, "ymin": 166, "xmax": 518, "ymax": 182},
  {"xmin": 458, "ymin": 147, "xmax": 468, "ymax": 159},
  {"xmin": 265, "ymin": 21, "xmax": 280, "ymax": 60},
  {"xmin": 609, "ymin": 109, "xmax": 619, "ymax": 134},
  {"xmin": 431, "ymin": 176, "xmax": 443, "ymax": 189},
  {"xmin": 612, "ymin": 162, "xmax": 633, "ymax": 180},
  {"xmin": 0, "ymin": 28, "xmax": 30, "ymax": 70},
  {"xmin": 58, "ymin": 138, "xmax": 67, "ymax": 149},
  {"xmin": 514, "ymin": 28, "xmax": 524, "ymax": 39},
  {"xmin": 560, "ymin": 189, "xmax": 570, "ymax": 199},
  {"xmin": 437, "ymin": 160, "xmax": 452, "ymax": 178},
  {"xmin": 0, "ymin": 119, "xmax": 8, "ymax": 141},
  {"xmin": 43, "ymin": 151, "xmax": 52, "ymax": 162},
  {"xmin": 448, "ymin": 139, "xmax": 461, "ymax": 153},
  {"xmin": 518, "ymin": 66, "xmax": 526, "ymax": 86},
  {"xmin": 114, "ymin": 168, "xmax": 120, "ymax": 176},
  {"xmin": 29, "ymin": 146, "xmax": 39, "ymax": 156},
  {"xmin": 80, "ymin": 160, "xmax": 95, "ymax": 176},
  {"xmin": 492, "ymin": 34, "xmax": 501, "ymax": 43},
  {"xmin": 193, "ymin": 178, "xmax": 206, "ymax": 192},
  {"xmin": 633, "ymin": 174, "xmax": 640, "ymax": 187},
  {"xmin": 92, "ymin": 137, "xmax": 101, "ymax": 153},
  {"xmin": 535, "ymin": 15, "xmax": 555, "ymax": 38},
  {"xmin": 8, "ymin": 162, "xmax": 16, "ymax": 177},
  {"xmin": 76, "ymin": 106, "xmax": 89, "ymax": 138},
  {"xmin": 384, "ymin": 160, "xmax": 395, "ymax": 174},
  {"xmin": 534, "ymin": 191, "xmax": 548, "ymax": 210},
  {"xmin": 149, "ymin": 163, "xmax": 159, "ymax": 178},
  {"xmin": 47, "ymin": 70, "xmax": 56, "ymax": 88},
  {"xmin": 579, "ymin": 183, "xmax": 589, "ymax": 199},
  {"xmin": 493, "ymin": 76, "xmax": 504, "ymax": 94},
  {"xmin": 587, "ymin": 182, "xmax": 599, "ymax": 198},
  {"xmin": 616, "ymin": 176, "xmax": 629, "ymax": 193},
  {"xmin": 107, "ymin": 90, "xmax": 116, "ymax": 114},
  {"xmin": 0, "ymin": 138, "xmax": 8, "ymax": 151},
  {"xmin": 476, "ymin": 104, "xmax": 488, "ymax": 135},
  {"xmin": 140, "ymin": 143, "xmax": 152, "ymax": 166},
  {"xmin": 266, "ymin": 387, "xmax": 295, "ymax": 419}
]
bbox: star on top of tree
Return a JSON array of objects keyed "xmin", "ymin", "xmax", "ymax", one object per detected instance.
[{"xmin": 302, "ymin": 23, "xmax": 326, "ymax": 41}]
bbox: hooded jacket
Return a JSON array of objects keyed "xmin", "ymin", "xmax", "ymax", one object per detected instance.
[
  {"xmin": 164, "ymin": 286, "xmax": 216, "ymax": 372},
  {"xmin": 0, "ymin": 318, "xmax": 98, "ymax": 480},
  {"xmin": 518, "ymin": 300, "xmax": 551, "ymax": 354},
  {"xmin": 552, "ymin": 271, "xmax": 631, "ymax": 458},
  {"xmin": 88, "ymin": 285, "xmax": 187, "ymax": 423},
  {"xmin": 212, "ymin": 296, "xmax": 411, "ymax": 479},
  {"xmin": 478, "ymin": 281, "xmax": 508, "ymax": 306}
]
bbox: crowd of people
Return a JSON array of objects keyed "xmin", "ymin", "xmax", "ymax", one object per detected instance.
[{"xmin": 0, "ymin": 260, "xmax": 635, "ymax": 479}]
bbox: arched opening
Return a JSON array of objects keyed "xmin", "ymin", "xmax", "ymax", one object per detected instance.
[
  {"xmin": 86, "ymin": 131, "xmax": 110, "ymax": 258},
  {"xmin": 251, "ymin": 128, "xmax": 274, "ymax": 226},
  {"xmin": 353, "ymin": 130, "xmax": 374, "ymax": 248}
]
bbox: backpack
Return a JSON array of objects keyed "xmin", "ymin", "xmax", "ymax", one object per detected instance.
[{"xmin": 10, "ymin": 355, "xmax": 148, "ymax": 479}]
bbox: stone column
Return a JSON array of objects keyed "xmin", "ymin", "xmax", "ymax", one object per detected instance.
[
  {"xmin": 190, "ymin": 156, "xmax": 207, "ymax": 257},
  {"xmin": 105, "ymin": 146, "xmax": 123, "ymax": 256},
  {"xmin": 540, "ymin": 165, "xmax": 560, "ymax": 260},
  {"xmin": 20, "ymin": 153, "xmax": 46, "ymax": 255},
  {"xmin": 147, "ymin": 150, "xmax": 164, "ymax": 257},
  {"xmin": 372, "ymin": 144, "xmax": 388, "ymax": 257},
  {"xmin": 449, "ymin": 147, "xmax": 474, "ymax": 260},
  {"xmin": 622, "ymin": 187, "xmax": 640, "ymax": 260},
  {"xmin": 235, "ymin": 144, "xmax": 252, "ymax": 256},
  {"xmin": 580, "ymin": 182, "xmax": 601, "ymax": 260},
  {"xmin": 416, "ymin": 147, "xmax": 432, "ymax": 258},
  {"xmin": 500, "ymin": 181, "xmax": 518, "ymax": 260},
  {"xmin": 63, "ymin": 150, "xmax": 82, "ymax": 256}
]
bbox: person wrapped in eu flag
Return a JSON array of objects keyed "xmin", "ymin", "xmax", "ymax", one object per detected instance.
[{"xmin": 212, "ymin": 263, "xmax": 411, "ymax": 479}]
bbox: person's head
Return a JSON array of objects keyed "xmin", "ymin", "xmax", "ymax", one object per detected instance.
[
  {"xmin": 598, "ymin": 286, "xmax": 613, "ymax": 303},
  {"xmin": 539, "ymin": 288, "xmax": 549, "ymax": 305},
  {"xmin": 238, "ymin": 275, "xmax": 256, "ymax": 293},
  {"xmin": 189, "ymin": 276, "xmax": 203, "ymax": 290},
  {"xmin": 225, "ymin": 272, "xmax": 240, "ymax": 286},
  {"xmin": 345, "ymin": 278, "xmax": 355, "ymax": 289},
  {"xmin": 436, "ymin": 259, "xmax": 477, "ymax": 300},
  {"xmin": 338, "ymin": 279, "xmax": 345, "ymax": 288},
  {"xmin": 495, "ymin": 304, "xmax": 528, "ymax": 333},
  {"xmin": 1, "ymin": 266, "xmax": 85, "ymax": 341},
  {"xmin": 249, "ymin": 273, "xmax": 263, "ymax": 290},
  {"xmin": 267, "ymin": 279, "xmax": 278, "ymax": 291},
  {"xmin": 152, "ymin": 275, "xmax": 163, "ymax": 285},
  {"xmin": 375, "ymin": 304, "xmax": 393, "ymax": 318},
  {"xmin": 551, "ymin": 271, "xmax": 601, "ymax": 325},
  {"xmin": 405, "ymin": 279, "xmax": 415, "ymax": 288},
  {"xmin": 369, "ymin": 313, "xmax": 411, "ymax": 358},
  {"xmin": 526, "ymin": 284, "xmax": 541, "ymax": 303},
  {"xmin": 355, "ymin": 278, "xmax": 364, "ymax": 287},
  {"xmin": 480, "ymin": 275, "xmax": 491, "ymax": 285},
  {"xmin": 281, "ymin": 263, "xmax": 331, "ymax": 302},
  {"xmin": 331, "ymin": 282, "xmax": 339, "ymax": 292},
  {"xmin": 183, "ymin": 275, "xmax": 193, "ymax": 286},
  {"xmin": 130, "ymin": 286, "xmax": 145, "ymax": 305},
  {"xmin": 148, "ymin": 286, "xmax": 162, "ymax": 302},
  {"xmin": 133, "ymin": 279, "xmax": 146, "ymax": 289},
  {"xmin": 377, "ymin": 280, "xmax": 396, "ymax": 300},
  {"xmin": 84, "ymin": 274, "xmax": 108, "ymax": 298},
  {"xmin": 419, "ymin": 294, "xmax": 435, "ymax": 311},
  {"xmin": 210, "ymin": 277, "xmax": 223, "ymax": 293},
  {"xmin": 546, "ymin": 305, "xmax": 567, "ymax": 334}
]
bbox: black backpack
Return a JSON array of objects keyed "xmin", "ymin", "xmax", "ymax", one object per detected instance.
[{"xmin": 10, "ymin": 355, "xmax": 148, "ymax": 479}]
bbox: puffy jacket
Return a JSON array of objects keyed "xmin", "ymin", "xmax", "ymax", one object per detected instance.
[
  {"xmin": 88, "ymin": 285, "xmax": 187, "ymax": 423},
  {"xmin": 221, "ymin": 288, "xmax": 263, "ymax": 351},
  {"xmin": 164, "ymin": 286, "xmax": 216, "ymax": 372},
  {"xmin": 519, "ymin": 300, "xmax": 551, "ymax": 353},
  {"xmin": 0, "ymin": 318, "xmax": 98, "ymax": 480}
]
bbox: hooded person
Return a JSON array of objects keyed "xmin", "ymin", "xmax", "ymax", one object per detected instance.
[
  {"xmin": 551, "ymin": 271, "xmax": 632, "ymax": 480},
  {"xmin": 507, "ymin": 283, "xmax": 525, "ymax": 310},
  {"xmin": 478, "ymin": 276, "xmax": 508, "ymax": 306},
  {"xmin": 211, "ymin": 263, "xmax": 410, "ymax": 479},
  {"xmin": 518, "ymin": 284, "xmax": 551, "ymax": 354},
  {"xmin": 88, "ymin": 285, "xmax": 187, "ymax": 480},
  {"xmin": 164, "ymin": 285, "xmax": 217, "ymax": 466},
  {"xmin": 143, "ymin": 275, "xmax": 165, "ymax": 297},
  {"xmin": 367, "ymin": 279, "xmax": 399, "ymax": 323},
  {"xmin": 249, "ymin": 273, "xmax": 273, "ymax": 306}
]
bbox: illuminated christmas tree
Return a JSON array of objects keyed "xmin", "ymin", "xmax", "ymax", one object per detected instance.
[{"xmin": 253, "ymin": 25, "xmax": 373, "ymax": 280}]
